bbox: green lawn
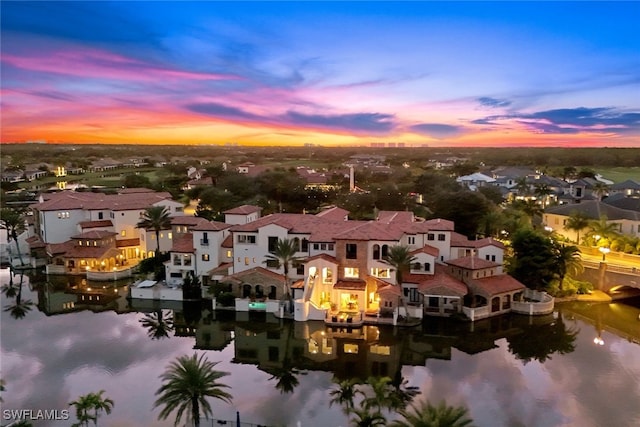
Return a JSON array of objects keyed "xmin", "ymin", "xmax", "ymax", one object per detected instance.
[{"xmin": 595, "ymin": 167, "xmax": 640, "ymax": 183}]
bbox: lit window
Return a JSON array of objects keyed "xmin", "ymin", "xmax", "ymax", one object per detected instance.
[
  {"xmin": 343, "ymin": 344, "xmax": 358, "ymax": 354},
  {"xmin": 244, "ymin": 257, "xmax": 250, "ymax": 266},
  {"xmin": 168, "ymin": 232, "xmax": 173, "ymax": 240},
  {"xmin": 202, "ymin": 253, "xmax": 210, "ymax": 261},
  {"xmin": 226, "ymin": 250, "xmax": 232, "ymax": 258},
  {"xmin": 370, "ymin": 345, "xmax": 391, "ymax": 355},
  {"xmin": 121, "ymin": 230, "xmax": 126, "ymax": 237},
  {"xmin": 323, "ymin": 267, "xmax": 333, "ymax": 283},
  {"xmin": 344, "ymin": 267, "xmax": 359, "ymax": 278},
  {"xmin": 371, "ymin": 268, "xmax": 390, "ymax": 278}
]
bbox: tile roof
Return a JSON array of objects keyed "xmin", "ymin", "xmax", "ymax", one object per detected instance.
[
  {"xmin": 79, "ymin": 220, "xmax": 113, "ymax": 229},
  {"xmin": 315, "ymin": 206, "xmax": 349, "ymax": 221},
  {"xmin": 221, "ymin": 235, "xmax": 233, "ymax": 248},
  {"xmin": 171, "ymin": 216, "xmax": 209, "ymax": 226},
  {"xmin": 446, "ymin": 256, "xmax": 500, "ymax": 270},
  {"xmin": 410, "ymin": 245, "xmax": 439, "ymax": 257},
  {"xmin": 473, "ymin": 237, "xmax": 506, "ymax": 250},
  {"xmin": 222, "ymin": 266, "xmax": 285, "ymax": 283},
  {"xmin": 303, "ymin": 253, "xmax": 339, "ymax": 264},
  {"xmin": 171, "ymin": 233, "xmax": 195, "ymax": 253},
  {"xmin": 224, "ymin": 205, "xmax": 262, "ymax": 215},
  {"xmin": 32, "ymin": 190, "xmax": 174, "ymax": 212},
  {"xmin": 376, "ymin": 283, "xmax": 403, "ymax": 296},
  {"xmin": 26, "ymin": 235, "xmax": 46, "ymax": 249},
  {"xmin": 417, "ymin": 268, "xmax": 468, "ymax": 297},
  {"xmin": 64, "ymin": 246, "xmax": 121, "ymax": 259},
  {"xmin": 71, "ymin": 230, "xmax": 117, "ymax": 239},
  {"xmin": 472, "ymin": 275, "xmax": 526, "ymax": 296},
  {"xmin": 610, "ymin": 179, "xmax": 640, "ymax": 190},
  {"xmin": 47, "ymin": 241, "xmax": 76, "ymax": 255},
  {"xmin": 192, "ymin": 220, "xmax": 231, "ymax": 232},
  {"xmin": 208, "ymin": 262, "xmax": 233, "ymax": 275},
  {"xmin": 116, "ymin": 238, "xmax": 140, "ymax": 247},
  {"xmin": 376, "ymin": 211, "xmax": 414, "ymax": 224},
  {"xmin": 291, "ymin": 280, "xmax": 305, "ymax": 289}
]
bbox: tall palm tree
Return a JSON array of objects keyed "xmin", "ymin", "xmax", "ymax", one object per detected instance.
[
  {"xmin": 263, "ymin": 238, "xmax": 304, "ymax": 311},
  {"xmin": 514, "ymin": 176, "xmax": 530, "ymax": 197},
  {"xmin": 1, "ymin": 208, "xmax": 26, "ymax": 266},
  {"xmin": 154, "ymin": 353, "xmax": 232, "ymax": 427},
  {"xmin": 87, "ymin": 390, "xmax": 114, "ymax": 426},
  {"xmin": 383, "ymin": 245, "xmax": 416, "ymax": 320},
  {"xmin": 69, "ymin": 393, "xmax": 96, "ymax": 427},
  {"xmin": 3, "ymin": 271, "xmax": 34, "ymax": 320},
  {"xmin": 348, "ymin": 406, "xmax": 387, "ymax": 427},
  {"xmin": 592, "ymin": 181, "xmax": 610, "ymax": 201},
  {"xmin": 137, "ymin": 206, "xmax": 172, "ymax": 257},
  {"xmin": 391, "ymin": 400, "xmax": 474, "ymax": 427},
  {"xmin": 363, "ymin": 376, "xmax": 395, "ymax": 413},
  {"xmin": 552, "ymin": 243, "xmax": 583, "ymax": 291},
  {"xmin": 564, "ymin": 211, "xmax": 590, "ymax": 244},
  {"xmin": 477, "ymin": 209, "xmax": 503, "ymax": 238}
]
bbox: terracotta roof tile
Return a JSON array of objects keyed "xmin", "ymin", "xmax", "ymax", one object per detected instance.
[
  {"xmin": 26, "ymin": 235, "xmax": 46, "ymax": 249},
  {"xmin": 224, "ymin": 205, "xmax": 262, "ymax": 215},
  {"xmin": 79, "ymin": 220, "xmax": 113, "ymax": 229},
  {"xmin": 315, "ymin": 206, "xmax": 349, "ymax": 221},
  {"xmin": 64, "ymin": 246, "xmax": 120, "ymax": 259},
  {"xmin": 31, "ymin": 190, "xmax": 175, "ymax": 212},
  {"xmin": 116, "ymin": 238, "xmax": 140, "ymax": 247},
  {"xmin": 221, "ymin": 235, "xmax": 233, "ymax": 248},
  {"xmin": 417, "ymin": 269, "xmax": 468, "ymax": 297},
  {"xmin": 192, "ymin": 221, "xmax": 231, "ymax": 232},
  {"xmin": 303, "ymin": 253, "xmax": 339, "ymax": 264},
  {"xmin": 171, "ymin": 233, "xmax": 195, "ymax": 253},
  {"xmin": 377, "ymin": 211, "xmax": 414, "ymax": 224},
  {"xmin": 376, "ymin": 283, "xmax": 403, "ymax": 296},
  {"xmin": 222, "ymin": 266, "xmax": 285, "ymax": 283},
  {"xmin": 447, "ymin": 256, "xmax": 499, "ymax": 270},
  {"xmin": 410, "ymin": 245, "xmax": 439, "ymax": 257},
  {"xmin": 472, "ymin": 275, "xmax": 526, "ymax": 296},
  {"xmin": 291, "ymin": 280, "xmax": 305, "ymax": 289},
  {"xmin": 208, "ymin": 262, "xmax": 233, "ymax": 275},
  {"xmin": 71, "ymin": 230, "xmax": 117, "ymax": 239}
]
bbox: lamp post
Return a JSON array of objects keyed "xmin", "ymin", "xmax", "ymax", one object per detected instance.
[{"xmin": 599, "ymin": 247, "xmax": 610, "ymax": 262}]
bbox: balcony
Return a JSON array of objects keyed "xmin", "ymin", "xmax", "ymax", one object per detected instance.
[{"xmin": 200, "ymin": 239, "xmax": 209, "ymax": 246}]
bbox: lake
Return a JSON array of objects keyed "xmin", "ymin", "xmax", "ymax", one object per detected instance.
[{"xmin": 1, "ymin": 268, "xmax": 639, "ymax": 427}]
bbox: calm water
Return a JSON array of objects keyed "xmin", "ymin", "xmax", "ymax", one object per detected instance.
[{"xmin": 1, "ymin": 268, "xmax": 640, "ymax": 427}]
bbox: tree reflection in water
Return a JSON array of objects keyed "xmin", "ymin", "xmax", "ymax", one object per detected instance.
[
  {"xmin": 139, "ymin": 309, "xmax": 174, "ymax": 340},
  {"xmin": 507, "ymin": 311, "xmax": 578, "ymax": 363},
  {"xmin": 2, "ymin": 269, "xmax": 34, "ymax": 320}
]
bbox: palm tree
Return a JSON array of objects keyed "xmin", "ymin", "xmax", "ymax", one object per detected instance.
[
  {"xmin": 588, "ymin": 215, "xmax": 620, "ymax": 245},
  {"xmin": 263, "ymin": 238, "xmax": 304, "ymax": 311},
  {"xmin": 87, "ymin": 390, "xmax": 114, "ymax": 426},
  {"xmin": 534, "ymin": 183, "xmax": 553, "ymax": 209},
  {"xmin": 1, "ymin": 208, "xmax": 26, "ymax": 266},
  {"xmin": 137, "ymin": 206, "xmax": 172, "ymax": 257},
  {"xmin": 477, "ymin": 209, "xmax": 503, "ymax": 238},
  {"xmin": 383, "ymin": 245, "xmax": 416, "ymax": 321},
  {"xmin": 564, "ymin": 211, "xmax": 590, "ymax": 244},
  {"xmin": 391, "ymin": 400, "xmax": 474, "ymax": 427},
  {"xmin": 514, "ymin": 176, "xmax": 530, "ymax": 197},
  {"xmin": 154, "ymin": 353, "xmax": 232, "ymax": 427},
  {"xmin": 363, "ymin": 376, "xmax": 395, "ymax": 413},
  {"xmin": 3, "ymin": 271, "xmax": 34, "ymax": 319},
  {"xmin": 69, "ymin": 393, "xmax": 96, "ymax": 427},
  {"xmin": 552, "ymin": 243, "xmax": 583, "ymax": 291},
  {"xmin": 592, "ymin": 181, "xmax": 609, "ymax": 201},
  {"xmin": 140, "ymin": 309, "xmax": 174, "ymax": 340},
  {"xmin": 348, "ymin": 406, "xmax": 387, "ymax": 427},
  {"xmin": 329, "ymin": 378, "xmax": 362, "ymax": 411}
]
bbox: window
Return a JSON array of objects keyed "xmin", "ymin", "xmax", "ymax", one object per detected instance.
[
  {"xmin": 301, "ymin": 238, "xmax": 309, "ymax": 252},
  {"xmin": 176, "ymin": 206, "xmax": 183, "ymax": 212},
  {"xmin": 296, "ymin": 264, "xmax": 304, "ymax": 275},
  {"xmin": 244, "ymin": 257, "xmax": 250, "ymax": 266},
  {"xmin": 313, "ymin": 243, "xmax": 319, "ymax": 250},
  {"xmin": 173, "ymin": 254, "xmax": 181, "ymax": 265},
  {"xmin": 381, "ymin": 245, "xmax": 389, "ymax": 258},
  {"xmin": 427, "ymin": 233, "xmax": 435, "ymax": 241},
  {"xmin": 183, "ymin": 254, "xmax": 192, "ymax": 266},
  {"xmin": 238, "ymin": 234, "xmax": 256, "ymax": 244},
  {"xmin": 168, "ymin": 232, "xmax": 173, "ymax": 240},
  {"xmin": 200, "ymin": 232, "xmax": 208, "ymax": 246},
  {"xmin": 344, "ymin": 267, "xmax": 359, "ymax": 278},
  {"xmin": 323, "ymin": 267, "xmax": 333, "ymax": 283},
  {"xmin": 411, "ymin": 262, "xmax": 421, "ymax": 271},
  {"xmin": 226, "ymin": 250, "xmax": 232, "ymax": 258},
  {"xmin": 266, "ymin": 259, "xmax": 279, "ymax": 268},
  {"xmin": 110, "ymin": 212, "xmax": 114, "ymax": 219},
  {"xmin": 121, "ymin": 230, "xmax": 126, "ymax": 237},
  {"xmin": 424, "ymin": 262, "xmax": 430, "ymax": 272},
  {"xmin": 202, "ymin": 253, "xmax": 210, "ymax": 261},
  {"xmin": 346, "ymin": 243, "xmax": 357, "ymax": 259},
  {"xmin": 98, "ymin": 212, "xmax": 103, "ymax": 220},
  {"xmin": 268, "ymin": 236, "xmax": 278, "ymax": 253},
  {"xmin": 491, "ymin": 255, "xmax": 496, "ymax": 262},
  {"xmin": 371, "ymin": 268, "xmax": 390, "ymax": 278},
  {"xmin": 79, "ymin": 241, "xmax": 83, "ymax": 246},
  {"xmin": 438, "ymin": 233, "xmax": 446, "ymax": 241},
  {"xmin": 408, "ymin": 236, "xmax": 415, "ymax": 245},
  {"xmin": 373, "ymin": 244, "xmax": 380, "ymax": 260},
  {"xmin": 328, "ymin": 243, "xmax": 334, "ymax": 251}
]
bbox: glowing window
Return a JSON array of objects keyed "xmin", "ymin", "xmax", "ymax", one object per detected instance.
[
  {"xmin": 343, "ymin": 344, "xmax": 358, "ymax": 354},
  {"xmin": 344, "ymin": 267, "xmax": 359, "ymax": 278}
]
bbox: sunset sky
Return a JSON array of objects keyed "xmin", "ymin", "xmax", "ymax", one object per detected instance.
[{"xmin": 2, "ymin": 1, "xmax": 639, "ymax": 147}]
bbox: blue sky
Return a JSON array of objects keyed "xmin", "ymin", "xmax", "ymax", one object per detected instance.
[{"xmin": 2, "ymin": 1, "xmax": 639, "ymax": 146}]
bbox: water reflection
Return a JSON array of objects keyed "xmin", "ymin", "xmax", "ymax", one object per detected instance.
[{"xmin": 2, "ymin": 269, "xmax": 640, "ymax": 427}]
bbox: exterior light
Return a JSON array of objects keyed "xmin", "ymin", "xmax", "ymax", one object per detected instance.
[
  {"xmin": 593, "ymin": 336, "xmax": 604, "ymax": 346},
  {"xmin": 599, "ymin": 247, "xmax": 610, "ymax": 262}
]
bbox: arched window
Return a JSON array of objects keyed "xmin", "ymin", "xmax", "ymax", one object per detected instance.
[
  {"xmin": 301, "ymin": 238, "xmax": 309, "ymax": 252},
  {"xmin": 381, "ymin": 245, "xmax": 389, "ymax": 259},
  {"xmin": 373, "ymin": 244, "xmax": 380, "ymax": 260},
  {"xmin": 293, "ymin": 237, "xmax": 301, "ymax": 252}
]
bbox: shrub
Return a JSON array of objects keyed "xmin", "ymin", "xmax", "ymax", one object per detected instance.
[{"xmin": 216, "ymin": 292, "xmax": 235, "ymax": 307}]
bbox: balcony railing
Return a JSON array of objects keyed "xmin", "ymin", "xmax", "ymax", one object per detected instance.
[{"xmin": 200, "ymin": 239, "xmax": 209, "ymax": 246}]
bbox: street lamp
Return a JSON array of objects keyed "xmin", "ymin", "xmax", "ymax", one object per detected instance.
[{"xmin": 599, "ymin": 247, "xmax": 610, "ymax": 262}]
